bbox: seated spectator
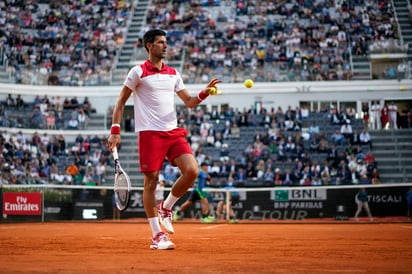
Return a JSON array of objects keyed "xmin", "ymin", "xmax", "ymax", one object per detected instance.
[
  {"xmin": 245, "ymin": 162, "xmax": 257, "ymax": 179},
  {"xmin": 218, "ymin": 159, "xmax": 231, "ymax": 178},
  {"xmin": 359, "ymin": 129, "xmax": 372, "ymax": 149},
  {"xmin": 351, "ymin": 129, "xmax": 360, "ymax": 146},
  {"xmin": 46, "ymin": 112, "xmax": 56, "ymax": 130},
  {"xmin": 262, "ymin": 168, "xmax": 274, "ymax": 184},
  {"xmin": 15, "ymin": 95, "xmax": 25, "ymax": 109},
  {"xmin": 309, "ymin": 136, "xmax": 319, "ymax": 152},
  {"xmin": 67, "ymin": 115, "xmax": 79, "ymax": 129},
  {"xmin": 340, "ymin": 121, "xmax": 353, "ymax": 143},
  {"xmin": 312, "ymin": 176, "xmax": 322, "ymax": 186},
  {"xmin": 291, "ymin": 168, "xmax": 302, "ymax": 185},
  {"xmin": 320, "ymin": 167, "xmax": 331, "ymax": 185},
  {"xmin": 163, "ymin": 166, "xmax": 178, "ymax": 186},
  {"xmin": 370, "ymin": 168, "xmax": 381, "ymax": 184},
  {"xmin": 77, "ymin": 109, "xmax": 88, "ymax": 130},
  {"xmin": 274, "ymin": 168, "xmax": 283, "ymax": 186},
  {"xmin": 346, "ymin": 106, "xmax": 356, "ymax": 120},
  {"xmin": 284, "ymin": 118, "xmax": 295, "ymax": 131},
  {"xmin": 356, "ymin": 160, "xmax": 368, "ymax": 179},
  {"xmin": 276, "ymin": 144, "xmax": 286, "ymax": 162},
  {"xmin": 309, "ymin": 122, "xmax": 320, "ymax": 137},
  {"xmin": 53, "ymin": 171, "xmax": 67, "ymax": 185},
  {"xmin": 255, "ymin": 160, "xmax": 266, "ymax": 179},
  {"xmin": 330, "ymin": 108, "xmax": 343, "ymax": 125},
  {"xmin": 285, "ymin": 139, "xmax": 296, "ymax": 152},
  {"xmin": 209, "ymin": 161, "xmax": 221, "ymax": 178},
  {"xmin": 219, "ymin": 143, "xmax": 230, "ymax": 162},
  {"xmin": 331, "ymin": 130, "xmax": 345, "ymax": 146},
  {"xmin": 318, "ymin": 137, "xmax": 329, "ymax": 153},
  {"xmin": 337, "ymin": 166, "xmax": 351, "ymax": 185},
  {"xmin": 234, "ymin": 167, "xmax": 247, "ymax": 183},
  {"xmin": 358, "ymin": 174, "xmax": 370, "ymax": 185},
  {"xmin": 282, "ymin": 169, "xmax": 294, "ymax": 186},
  {"xmin": 349, "ymin": 167, "xmax": 360, "ymax": 184},
  {"xmin": 6, "ymin": 94, "xmax": 15, "ymax": 108},
  {"xmin": 230, "ymin": 123, "xmax": 240, "ymax": 139}
]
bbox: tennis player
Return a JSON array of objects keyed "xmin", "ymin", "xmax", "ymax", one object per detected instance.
[
  {"xmin": 173, "ymin": 162, "xmax": 215, "ymax": 223},
  {"xmin": 107, "ymin": 29, "xmax": 221, "ymax": 250}
]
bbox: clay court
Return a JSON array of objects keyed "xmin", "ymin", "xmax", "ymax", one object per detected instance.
[{"xmin": 1, "ymin": 220, "xmax": 411, "ymax": 273}]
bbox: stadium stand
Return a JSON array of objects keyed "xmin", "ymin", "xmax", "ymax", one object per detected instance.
[
  {"xmin": 0, "ymin": 0, "xmax": 411, "ymax": 188},
  {"xmin": 1, "ymin": 0, "xmax": 411, "ymax": 85}
]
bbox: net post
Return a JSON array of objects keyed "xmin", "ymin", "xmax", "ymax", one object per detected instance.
[
  {"xmin": 41, "ymin": 189, "xmax": 45, "ymax": 223},
  {"xmin": 225, "ymin": 190, "xmax": 231, "ymax": 221}
]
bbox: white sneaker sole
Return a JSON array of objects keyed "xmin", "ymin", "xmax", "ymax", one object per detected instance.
[
  {"xmin": 158, "ymin": 214, "xmax": 175, "ymax": 234},
  {"xmin": 150, "ymin": 242, "xmax": 175, "ymax": 250}
]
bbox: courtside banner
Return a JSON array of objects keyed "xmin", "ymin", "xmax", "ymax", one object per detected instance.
[{"xmin": 2, "ymin": 192, "xmax": 42, "ymax": 215}]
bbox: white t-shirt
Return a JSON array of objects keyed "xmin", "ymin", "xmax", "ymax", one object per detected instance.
[{"xmin": 124, "ymin": 60, "xmax": 185, "ymax": 132}]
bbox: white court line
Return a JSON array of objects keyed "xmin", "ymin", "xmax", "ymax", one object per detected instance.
[
  {"xmin": 399, "ymin": 226, "xmax": 412, "ymax": 229},
  {"xmin": 200, "ymin": 224, "xmax": 228, "ymax": 230}
]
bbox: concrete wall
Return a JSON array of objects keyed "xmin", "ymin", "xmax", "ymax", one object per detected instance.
[{"xmin": 0, "ymin": 80, "xmax": 411, "ymax": 115}]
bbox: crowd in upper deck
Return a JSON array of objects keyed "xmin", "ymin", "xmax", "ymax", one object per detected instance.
[{"xmin": 0, "ymin": 0, "xmax": 405, "ymax": 86}]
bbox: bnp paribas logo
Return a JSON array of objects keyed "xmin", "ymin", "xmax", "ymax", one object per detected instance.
[
  {"xmin": 274, "ymin": 190, "xmax": 289, "ymax": 201},
  {"xmin": 274, "ymin": 189, "xmax": 327, "ymax": 201}
]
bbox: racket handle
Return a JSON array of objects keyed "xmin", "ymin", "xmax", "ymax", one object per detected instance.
[{"xmin": 112, "ymin": 147, "xmax": 119, "ymax": 160}]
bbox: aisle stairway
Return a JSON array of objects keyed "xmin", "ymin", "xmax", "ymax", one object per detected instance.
[
  {"xmin": 115, "ymin": 133, "xmax": 142, "ymax": 185},
  {"xmin": 111, "ymin": 0, "xmax": 150, "ymax": 85},
  {"xmin": 370, "ymin": 129, "xmax": 412, "ymax": 183}
]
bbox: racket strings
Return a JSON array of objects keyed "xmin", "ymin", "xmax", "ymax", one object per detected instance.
[{"xmin": 115, "ymin": 173, "xmax": 130, "ymax": 204}]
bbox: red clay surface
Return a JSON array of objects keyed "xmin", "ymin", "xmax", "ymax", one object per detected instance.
[{"xmin": 1, "ymin": 220, "xmax": 411, "ymax": 273}]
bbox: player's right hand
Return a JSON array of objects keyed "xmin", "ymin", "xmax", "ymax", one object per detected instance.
[{"xmin": 107, "ymin": 134, "xmax": 120, "ymax": 152}]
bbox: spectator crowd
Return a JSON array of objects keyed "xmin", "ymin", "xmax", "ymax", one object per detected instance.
[
  {"xmin": 1, "ymin": 0, "xmax": 132, "ymax": 85},
  {"xmin": 1, "ymin": 93, "xmax": 94, "ymax": 130},
  {"xmin": 158, "ymin": 102, "xmax": 388, "ymax": 188},
  {"xmin": 1, "ymin": 0, "xmax": 407, "ymax": 86}
]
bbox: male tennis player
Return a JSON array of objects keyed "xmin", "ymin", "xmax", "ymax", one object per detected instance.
[
  {"xmin": 107, "ymin": 29, "xmax": 221, "ymax": 250},
  {"xmin": 173, "ymin": 162, "xmax": 215, "ymax": 223}
]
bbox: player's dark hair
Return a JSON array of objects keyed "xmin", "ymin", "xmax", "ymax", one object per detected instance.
[{"xmin": 143, "ymin": 29, "xmax": 166, "ymax": 52}]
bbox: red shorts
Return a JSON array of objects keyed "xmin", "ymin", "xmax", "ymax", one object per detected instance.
[{"xmin": 138, "ymin": 128, "xmax": 192, "ymax": 172}]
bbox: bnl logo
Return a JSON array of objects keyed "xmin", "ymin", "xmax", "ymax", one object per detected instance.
[{"xmin": 274, "ymin": 189, "xmax": 327, "ymax": 201}]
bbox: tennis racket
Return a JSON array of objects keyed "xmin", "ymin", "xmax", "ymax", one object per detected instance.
[{"xmin": 112, "ymin": 147, "xmax": 131, "ymax": 212}]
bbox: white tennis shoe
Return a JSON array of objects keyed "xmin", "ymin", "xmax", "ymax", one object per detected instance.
[
  {"xmin": 158, "ymin": 201, "xmax": 175, "ymax": 234},
  {"xmin": 150, "ymin": 232, "xmax": 175, "ymax": 250}
]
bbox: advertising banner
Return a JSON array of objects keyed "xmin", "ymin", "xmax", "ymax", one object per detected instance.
[{"xmin": 2, "ymin": 192, "xmax": 42, "ymax": 215}]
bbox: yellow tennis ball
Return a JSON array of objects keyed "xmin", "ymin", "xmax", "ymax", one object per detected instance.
[
  {"xmin": 210, "ymin": 86, "xmax": 217, "ymax": 95},
  {"xmin": 244, "ymin": 79, "xmax": 254, "ymax": 88}
]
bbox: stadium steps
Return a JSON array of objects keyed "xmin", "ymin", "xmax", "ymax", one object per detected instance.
[
  {"xmin": 393, "ymin": 0, "xmax": 412, "ymax": 49},
  {"xmin": 114, "ymin": 133, "xmax": 143, "ymax": 185},
  {"xmin": 86, "ymin": 113, "xmax": 107, "ymax": 131},
  {"xmin": 111, "ymin": 0, "xmax": 150, "ymax": 85},
  {"xmin": 351, "ymin": 56, "xmax": 371, "ymax": 80},
  {"xmin": 369, "ymin": 129, "xmax": 412, "ymax": 183},
  {"xmin": 0, "ymin": 64, "xmax": 11, "ymax": 84}
]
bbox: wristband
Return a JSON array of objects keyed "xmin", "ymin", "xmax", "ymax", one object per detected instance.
[
  {"xmin": 110, "ymin": 124, "xmax": 121, "ymax": 134},
  {"xmin": 197, "ymin": 90, "xmax": 208, "ymax": 101}
]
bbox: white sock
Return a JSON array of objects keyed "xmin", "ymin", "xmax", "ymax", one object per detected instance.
[
  {"xmin": 148, "ymin": 217, "xmax": 162, "ymax": 237},
  {"xmin": 162, "ymin": 193, "xmax": 179, "ymax": 210}
]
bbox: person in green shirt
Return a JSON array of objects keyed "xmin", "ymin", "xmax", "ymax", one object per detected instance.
[{"xmin": 354, "ymin": 187, "xmax": 373, "ymax": 221}]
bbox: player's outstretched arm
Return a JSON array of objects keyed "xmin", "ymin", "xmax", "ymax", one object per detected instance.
[{"xmin": 178, "ymin": 78, "xmax": 222, "ymax": 108}]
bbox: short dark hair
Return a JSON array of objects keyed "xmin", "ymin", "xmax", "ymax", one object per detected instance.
[{"xmin": 143, "ymin": 29, "xmax": 166, "ymax": 52}]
